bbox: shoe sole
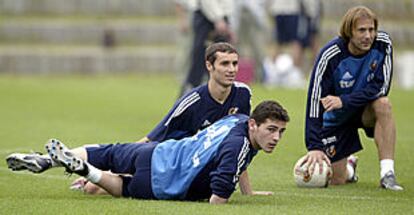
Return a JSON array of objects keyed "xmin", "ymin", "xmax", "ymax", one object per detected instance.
[
  {"xmin": 45, "ymin": 139, "xmax": 83, "ymax": 172},
  {"xmin": 6, "ymin": 154, "xmax": 43, "ymax": 173},
  {"xmin": 380, "ymin": 183, "xmax": 404, "ymax": 191}
]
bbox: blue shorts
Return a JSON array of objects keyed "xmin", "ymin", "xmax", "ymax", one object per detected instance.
[
  {"xmin": 274, "ymin": 15, "xmax": 299, "ymax": 44},
  {"xmin": 86, "ymin": 142, "xmax": 156, "ymax": 199},
  {"xmin": 274, "ymin": 15, "xmax": 316, "ymax": 47},
  {"xmin": 321, "ymin": 112, "xmax": 374, "ymax": 163}
]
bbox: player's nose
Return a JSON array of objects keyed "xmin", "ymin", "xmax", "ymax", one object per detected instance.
[
  {"xmin": 228, "ymin": 63, "xmax": 237, "ymax": 72},
  {"xmin": 272, "ymin": 132, "xmax": 280, "ymax": 142}
]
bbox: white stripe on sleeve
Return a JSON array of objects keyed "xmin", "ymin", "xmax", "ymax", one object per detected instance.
[
  {"xmin": 233, "ymin": 137, "xmax": 250, "ymax": 183},
  {"xmin": 164, "ymin": 92, "xmax": 200, "ymax": 126},
  {"xmin": 310, "ymin": 45, "xmax": 341, "ymax": 118}
]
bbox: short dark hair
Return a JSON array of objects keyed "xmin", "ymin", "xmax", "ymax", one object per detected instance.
[
  {"xmin": 251, "ymin": 100, "xmax": 290, "ymax": 125},
  {"xmin": 205, "ymin": 42, "xmax": 238, "ymax": 65},
  {"xmin": 339, "ymin": 6, "xmax": 378, "ymax": 42}
]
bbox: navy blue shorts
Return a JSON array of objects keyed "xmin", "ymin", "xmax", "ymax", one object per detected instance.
[
  {"xmin": 273, "ymin": 15, "xmax": 316, "ymax": 47},
  {"xmin": 321, "ymin": 111, "xmax": 374, "ymax": 163},
  {"xmin": 274, "ymin": 15, "xmax": 299, "ymax": 44},
  {"xmin": 86, "ymin": 142, "xmax": 156, "ymax": 199}
]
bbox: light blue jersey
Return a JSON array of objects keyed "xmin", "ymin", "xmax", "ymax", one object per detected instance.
[{"xmin": 151, "ymin": 114, "xmax": 248, "ymax": 200}]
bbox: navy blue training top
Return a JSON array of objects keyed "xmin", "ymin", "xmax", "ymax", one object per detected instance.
[
  {"xmin": 147, "ymin": 82, "xmax": 252, "ymax": 142},
  {"xmin": 305, "ymin": 31, "xmax": 393, "ymax": 151}
]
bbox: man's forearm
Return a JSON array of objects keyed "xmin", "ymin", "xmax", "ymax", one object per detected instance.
[{"xmin": 239, "ymin": 171, "xmax": 253, "ymax": 195}]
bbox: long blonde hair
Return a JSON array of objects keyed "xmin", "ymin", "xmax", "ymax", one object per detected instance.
[{"xmin": 339, "ymin": 6, "xmax": 378, "ymax": 42}]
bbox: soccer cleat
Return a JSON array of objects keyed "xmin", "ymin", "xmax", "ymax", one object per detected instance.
[
  {"xmin": 6, "ymin": 152, "xmax": 52, "ymax": 173},
  {"xmin": 380, "ymin": 171, "xmax": 403, "ymax": 191},
  {"xmin": 45, "ymin": 139, "xmax": 89, "ymax": 176},
  {"xmin": 346, "ymin": 155, "xmax": 358, "ymax": 183}
]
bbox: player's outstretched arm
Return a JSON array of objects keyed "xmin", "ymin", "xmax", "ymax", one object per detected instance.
[
  {"xmin": 209, "ymin": 194, "xmax": 228, "ymax": 204},
  {"xmin": 239, "ymin": 171, "xmax": 273, "ymax": 196}
]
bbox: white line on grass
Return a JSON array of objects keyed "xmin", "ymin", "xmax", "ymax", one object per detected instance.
[
  {"xmin": 0, "ymin": 148, "xmax": 35, "ymax": 154},
  {"xmin": 1, "ymin": 150, "xmax": 410, "ymax": 202},
  {"xmin": 0, "ymin": 148, "xmax": 46, "ymax": 157},
  {"xmin": 2, "ymin": 167, "xmax": 411, "ymax": 202},
  {"xmin": 272, "ymin": 190, "xmax": 410, "ymax": 202},
  {"xmin": 0, "ymin": 166, "xmax": 69, "ymax": 181}
]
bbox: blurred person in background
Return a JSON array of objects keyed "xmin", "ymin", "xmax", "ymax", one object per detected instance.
[
  {"xmin": 179, "ymin": 0, "xmax": 235, "ymax": 96},
  {"xmin": 174, "ymin": 0, "xmax": 196, "ymax": 82},
  {"xmin": 231, "ymin": 0, "xmax": 270, "ymax": 83},
  {"xmin": 264, "ymin": 0, "xmax": 322, "ymax": 88}
]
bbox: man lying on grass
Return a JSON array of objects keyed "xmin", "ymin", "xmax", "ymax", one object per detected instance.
[{"xmin": 7, "ymin": 100, "xmax": 289, "ymax": 204}]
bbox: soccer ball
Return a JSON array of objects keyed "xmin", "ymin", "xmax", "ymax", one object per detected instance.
[{"xmin": 293, "ymin": 155, "xmax": 332, "ymax": 188}]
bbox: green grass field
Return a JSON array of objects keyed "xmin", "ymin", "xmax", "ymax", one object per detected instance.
[{"xmin": 0, "ymin": 74, "xmax": 413, "ymax": 214}]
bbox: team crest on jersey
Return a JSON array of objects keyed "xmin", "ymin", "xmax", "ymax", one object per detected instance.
[
  {"xmin": 228, "ymin": 107, "xmax": 239, "ymax": 115},
  {"xmin": 370, "ymin": 60, "xmax": 378, "ymax": 71},
  {"xmin": 322, "ymin": 136, "xmax": 337, "ymax": 157},
  {"xmin": 325, "ymin": 145, "xmax": 336, "ymax": 158}
]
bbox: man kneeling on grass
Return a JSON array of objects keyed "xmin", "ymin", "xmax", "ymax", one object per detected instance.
[{"xmin": 6, "ymin": 100, "xmax": 289, "ymax": 204}]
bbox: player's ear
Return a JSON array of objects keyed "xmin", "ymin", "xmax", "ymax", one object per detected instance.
[
  {"xmin": 206, "ymin": 61, "xmax": 213, "ymax": 72},
  {"xmin": 248, "ymin": 118, "xmax": 257, "ymax": 130}
]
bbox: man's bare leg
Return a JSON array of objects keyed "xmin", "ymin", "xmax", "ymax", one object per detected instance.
[
  {"xmin": 69, "ymin": 145, "xmax": 110, "ymax": 195},
  {"xmin": 362, "ymin": 97, "xmax": 402, "ymax": 190},
  {"xmin": 46, "ymin": 139, "xmax": 127, "ymax": 196},
  {"xmin": 362, "ymin": 98, "xmax": 396, "ymax": 171},
  {"xmin": 362, "ymin": 97, "xmax": 396, "ymax": 160},
  {"xmin": 93, "ymin": 171, "xmax": 123, "ymax": 197},
  {"xmin": 330, "ymin": 158, "xmax": 347, "ymax": 185}
]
